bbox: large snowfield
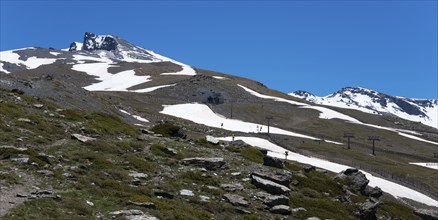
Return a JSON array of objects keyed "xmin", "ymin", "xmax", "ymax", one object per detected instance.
[
  {"xmin": 217, "ymin": 136, "xmax": 438, "ymax": 207},
  {"xmin": 160, "ymin": 102, "xmax": 342, "ymax": 144}
]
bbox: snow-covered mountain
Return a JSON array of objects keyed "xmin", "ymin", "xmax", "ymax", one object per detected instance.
[
  {"xmin": 0, "ymin": 32, "xmax": 196, "ymax": 92},
  {"xmin": 290, "ymin": 87, "xmax": 438, "ymax": 128}
]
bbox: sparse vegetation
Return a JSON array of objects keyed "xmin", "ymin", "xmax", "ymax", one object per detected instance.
[{"xmin": 240, "ymin": 147, "xmax": 264, "ymax": 164}]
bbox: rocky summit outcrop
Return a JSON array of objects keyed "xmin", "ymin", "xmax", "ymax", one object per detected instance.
[{"xmin": 83, "ymin": 32, "xmax": 118, "ymax": 51}]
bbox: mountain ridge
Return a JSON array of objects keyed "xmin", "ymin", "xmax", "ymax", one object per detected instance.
[{"xmin": 290, "ymin": 87, "xmax": 438, "ymax": 128}]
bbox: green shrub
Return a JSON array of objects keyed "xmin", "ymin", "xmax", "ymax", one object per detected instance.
[
  {"xmin": 377, "ymin": 201, "xmax": 420, "ymax": 219},
  {"xmin": 150, "ymin": 122, "xmax": 184, "ymax": 138},
  {"xmin": 62, "ymin": 109, "xmax": 85, "ymax": 121},
  {"xmin": 0, "ymin": 172, "xmax": 19, "ymax": 185},
  {"xmin": 180, "ymin": 170, "xmax": 219, "ymax": 186},
  {"xmin": 0, "ymin": 147, "xmax": 23, "ymax": 159},
  {"xmin": 240, "ymin": 147, "xmax": 264, "ymax": 164},
  {"xmin": 84, "ymin": 112, "xmax": 138, "ymax": 136},
  {"xmin": 226, "ymin": 145, "xmax": 241, "ymax": 153},
  {"xmin": 124, "ymin": 154, "xmax": 156, "ymax": 171},
  {"xmin": 150, "ymin": 144, "xmax": 176, "ymax": 157},
  {"xmin": 301, "ymin": 187, "xmax": 321, "ymax": 198}
]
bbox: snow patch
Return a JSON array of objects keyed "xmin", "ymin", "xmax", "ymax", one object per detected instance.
[
  {"xmin": 0, "ymin": 49, "xmax": 56, "ymax": 71},
  {"xmin": 212, "ymin": 76, "xmax": 228, "ymax": 80},
  {"xmin": 83, "ymin": 70, "xmax": 151, "ymax": 92},
  {"xmin": 409, "ymin": 162, "xmax": 438, "ymax": 170},
  {"xmin": 133, "ymin": 84, "xmax": 176, "ymax": 93},
  {"xmin": 160, "ymin": 103, "xmax": 340, "ymax": 144},
  {"xmin": 0, "ymin": 63, "xmax": 9, "ymax": 73},
  {"xmin": 119, "ymin": 109, "xmax": 149, "ymax": 123},
  {"xmin": 49, "ymin": 51, "xmax": 61, "ymax": 56}
]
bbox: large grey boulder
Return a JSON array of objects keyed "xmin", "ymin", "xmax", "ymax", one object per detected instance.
[
  {"xmin": 337, "ymin": 168, "xmax": 369, "ymax": 193},
  {"xmin": 270, "ymin": 205, "xmax": 291, "ymax": 215},
  {"xmin": 365, "ymin": 186, "xmax": 383, "ymax": 198},
  {"xmin": 251, "ymin": 170, "xmax": 291, "ymax": 187},
  {"xmin": 256, "ymin": 191, "xmax": 289, "ymax": 207},
  {"xmin": 182, "ymin": 157, "xmax": 225, "ymax": 170},
  {"xmin": 251, "ymin": 175, "xmax": 291, "ymax": 195},
  {"xmin": 263, "ymin": 155, "xmax": 284, "ymax": 169},
  {"xmin": 223, "ymin": 193, "xmax": 249, "ymax": 207},
  {"xmin": 353, "ymin": 200, "xmax": 380, "ymax": 220}
]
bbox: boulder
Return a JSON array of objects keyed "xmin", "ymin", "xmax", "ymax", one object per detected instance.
[
  {"xmin": 141, "ymin": 129, "xmax": 155, "ymax": 135},
  {"xmin": 182, "ymin": 157, "xmax": 225, "ymax": 170},
  {"xmin": 127, "ymin": 201, "xmax": 156, "ymax": 209},
  {"xmin": 303, "ymin": 165, "xmax": 316, "ymax": 173},
  {"xmin": 223, "ymin": 193, "xmax": 249, "ymax": 207},
  {"xmin": 251, "ymin": 170, "xmax": 291, "ymax": 186},
  {"xmin": 292, "ymin": 207, "xmax": 307, "ymax": 213},
  {"xmin": 154, "ymin": 191, "xmax": 174, "ymax": 199},
  {"xmin": 269, "ymin": 205, "xmax": 291, "ymax": 215},
  {"xmin": 220, "ymin": 183, "xmax": 244, "ymax": 192},
  {"xmin": 414, "ymin": 209, "xmax": 438, "ymax": 220},
  {"xmin": 365, "ymin": 186, "xmax": 383, "ymax": 198},
  {"xmin": 33, "ymin": 104, "xmax": 44, "ymax": 109},
  {"xmin": 36, "ymin": 153, "xmax": 52, "ymax": 165},
  {"xmin": 109, "ymin": 209, "xmax": 160, "ymax": 220},
  {"xmin": 71, "ymin": 134, "xmax": 96, "ymax": 143},
  {"xmin": 263, "ymin": 155, "xmax": 284, "ymax": 169},
  {"xmin": 11, "ymin": 157, "xmax": 29, "ymax": 164},
  {"xmin": 255, "ymin": 191, "xmax": 289, "ymax": 207},
  {"xmin": 231, "ymin": 140, "xmax": 250, "ymax": 148},
  {"xmin": 206, "ymin": 135, "xmax": 219, "ymax": 145},
  {"xmin": 337, "ymin": 168, "xmax": 369, "ymax": 193},
  {"xmin": 353, "ymin": 200, "xmax": 380, "ymax": 220},
  {"xmin": 129, "ymin": 171, "xmax": 148, "ymax": 179},
  {"xmin": 180, "ymin": 189, "xmax": 194, "ymax": 197},
  {"xmin": 251, "ymin": 175, "xmax": 291, "ymax": 195}
]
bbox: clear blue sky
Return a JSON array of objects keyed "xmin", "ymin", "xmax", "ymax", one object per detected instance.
[{"xmin": 1, "ymin": 1, "xmax": 437, "ymax": 99}]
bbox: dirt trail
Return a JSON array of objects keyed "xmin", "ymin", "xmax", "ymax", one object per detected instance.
[{"xmin": 0, "ymin": 168, "xmax": 37, "ymax": 217}]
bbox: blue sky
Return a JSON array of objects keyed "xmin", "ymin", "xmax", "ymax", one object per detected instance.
[{"xmin": 1, "ymin": 1, "xmax": 437, "ymax": 98}]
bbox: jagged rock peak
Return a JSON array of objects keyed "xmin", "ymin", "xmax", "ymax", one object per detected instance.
[
  {"xmin": 83, "ymin": 32, "xmax": 118, "ymax": 51},
  {"xmin": 292, "ymin": 90, "xmax": 315, "ymax": 98}
]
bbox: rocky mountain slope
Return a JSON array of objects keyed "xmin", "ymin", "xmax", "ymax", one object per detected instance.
[
  {"xmin": 290, "ymin": 87, "xmax": 438, "ymax": 129},
  {"xmin": 1, "ymin": 32, "xmax": 438, "ymax": 219}
]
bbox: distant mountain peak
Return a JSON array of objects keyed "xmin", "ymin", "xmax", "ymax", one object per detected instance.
[{"xmin": 290, "ymin": 87, "xmax": 438, "ymax": 128}]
